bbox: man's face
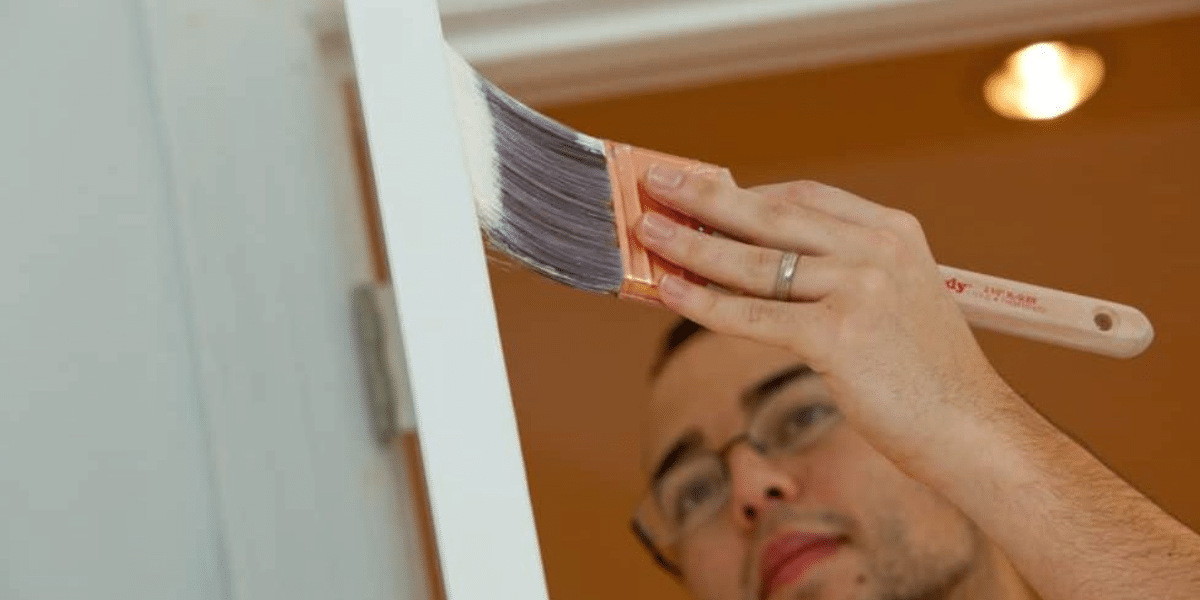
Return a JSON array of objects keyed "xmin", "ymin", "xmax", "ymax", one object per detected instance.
[{"xmin": 644, "ymin": 332, "xmax": 981, "ymax": 600}]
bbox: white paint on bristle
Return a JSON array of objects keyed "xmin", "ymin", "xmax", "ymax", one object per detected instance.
[
  {"xmin": 439, "ymin": 43, "xmax": 625, "ymax": 294},
  {"xmin": 575, "ymin": 132, "xmax": 605, "ymax": 153},
  {"xmin": 443, "ymin": 43, "xmax": 502, "ymax": 230}
]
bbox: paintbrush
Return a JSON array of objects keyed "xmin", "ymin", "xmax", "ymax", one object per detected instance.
[{"xmin": 442, "ymin": 45, "xmax": 1154, "ymax": 359}]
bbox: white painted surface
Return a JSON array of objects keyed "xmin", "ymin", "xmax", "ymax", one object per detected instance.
[
  {"xmin": 1, "ymin": 0, "xmax": 428, "ymax": 598},
  {"xmin": 444, "ymin": 0, "xmax": 925, "ymax": 60},
  {"xmin": 136, "ymin": 0, "xmax": 431, "ymax": 598},
  {"xmin": 443, "ymin": 47, "xmax": 503, "ymax": 229},
  {"xmin": 0, "ymin": 2, "xmax": 228, "ymax": 598},
  {"xmin": 346, "ymin": 3, "xmax": 550, "ymax": 600},
  {"xmin": 432, "ymin": 0, "xmax": 1200, "ymax": 104}
]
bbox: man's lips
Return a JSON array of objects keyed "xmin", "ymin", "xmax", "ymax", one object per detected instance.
[{"xmin": 758, "ymin": 532, "xmax": 846, "ymax": 599}]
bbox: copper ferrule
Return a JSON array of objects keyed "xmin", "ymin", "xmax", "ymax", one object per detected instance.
[{"xmin": 603, "ymin": 141, "xmax": 727, "ymax": 306}]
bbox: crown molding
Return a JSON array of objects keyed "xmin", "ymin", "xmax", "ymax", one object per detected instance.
[{"xmin": 318, "ymin": 0, "xmax": 1200, "ymax": 106}]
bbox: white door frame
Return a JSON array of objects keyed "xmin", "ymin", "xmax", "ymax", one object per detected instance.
[{"xmin": 345, "ymin": 2, "xmax": 551, "ymax": 600}]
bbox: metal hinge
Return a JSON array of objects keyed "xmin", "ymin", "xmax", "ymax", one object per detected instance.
[{"xmin": 352, "ymin": 282, "xmax": 417, "ymax": 445}]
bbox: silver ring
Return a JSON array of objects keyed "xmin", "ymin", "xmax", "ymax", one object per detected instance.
[{"xmin": 773, "ymin": 251, "xmax": 800, "ymax": 301}]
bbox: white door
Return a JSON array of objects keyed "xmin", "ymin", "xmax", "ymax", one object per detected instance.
[{"xmin": 1, "ymin": 1, "xmax": 432, "ymax": 598}]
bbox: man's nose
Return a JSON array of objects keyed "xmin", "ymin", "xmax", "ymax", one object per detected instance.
[{"xmin": 726, "ymin": 445, "xmax": 800, "ymax": 530}]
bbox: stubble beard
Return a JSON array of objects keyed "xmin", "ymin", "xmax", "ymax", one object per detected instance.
[{"xmin": 744, "ymin": 512, "xmax": 977, "ymax": 600}]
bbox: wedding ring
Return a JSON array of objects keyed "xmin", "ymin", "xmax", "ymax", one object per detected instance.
[{"xmin": 773, "ymin": 251, "xmax": 800, "ymax": 301}]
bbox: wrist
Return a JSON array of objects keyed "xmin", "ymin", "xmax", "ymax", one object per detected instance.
[{"xmin": 902, "ymin": 381, "xmax": 1047, "ymax": 500}]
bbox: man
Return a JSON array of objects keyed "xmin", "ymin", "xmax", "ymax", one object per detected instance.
[{"xmin": 625, "ymin": 165, "xmax": 1200, "ymax": 600}]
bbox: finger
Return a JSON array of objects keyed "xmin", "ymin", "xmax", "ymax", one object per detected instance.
[
  {"xmin": 749, "ymin": 180, "xmax": 924, "ymax": 237},
  {"xmin": 656, "ymin": 274, "xmax": 832, "ymax": 358},
  {"xmin": 643, "ymin": 165, "xmax": 858, "ymax": 256},
  {"xmin": 636, "ymin": 212, "xmax": 842, "ymax": 300}
]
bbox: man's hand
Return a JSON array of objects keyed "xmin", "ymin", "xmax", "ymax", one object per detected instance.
[
  {"xmin": 634, "ymin": 165, "xmax": 1014, "ymax": 468},
  {"xmin": 634, "ymin": 164, "xmax": 1200, "ymax": 600}
]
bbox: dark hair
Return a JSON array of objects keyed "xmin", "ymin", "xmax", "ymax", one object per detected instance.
[{"xmin": 648, "ymin": 318, "xmax": 709, "ymax": 378}]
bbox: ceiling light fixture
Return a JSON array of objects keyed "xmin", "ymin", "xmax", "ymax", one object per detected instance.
[{"xmin": 983, "ymin": 41, "xmax": 1105, "ymax": 121}]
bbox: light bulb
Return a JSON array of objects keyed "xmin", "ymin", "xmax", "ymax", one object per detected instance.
[{"xmin": 984, "ymin": 41, "xmax": 1105, "ymax": 121}]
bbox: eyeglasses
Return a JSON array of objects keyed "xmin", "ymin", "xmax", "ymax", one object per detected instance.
[{"xmin": 630, "ymin": 391, "xmax": 842, "ymax": 576}]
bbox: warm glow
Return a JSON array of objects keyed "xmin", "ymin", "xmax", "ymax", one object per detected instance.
[{"xmin": 984, "ymin": 41, "xmax": 1106, "ymax": 121}]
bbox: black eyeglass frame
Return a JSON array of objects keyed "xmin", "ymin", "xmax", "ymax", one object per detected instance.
[{"xmin": 629, "ymin": 431, "xmax": 764, "ymax": 577}]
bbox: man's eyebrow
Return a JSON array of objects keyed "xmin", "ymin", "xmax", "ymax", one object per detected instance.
[
  {"xmin": 739, "ymin": 365, "xmax": 815, "ymax": 415},
  {"xmin": 651, "ymin": 429, "xmax": 705, "ymax": 485}
]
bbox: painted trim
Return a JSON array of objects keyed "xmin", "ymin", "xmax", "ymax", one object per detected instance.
[
  {"xmin": 345, "ymin": 4, "xmax": 552, "ymax": 600},
  {"xmin": 320, "ymin": 0, "xmax": 1200, "ymax": 105}
]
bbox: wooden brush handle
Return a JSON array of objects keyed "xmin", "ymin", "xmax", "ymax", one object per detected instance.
[
  {"xmin": 938, "ymin": 265, "xmax": 1153, "ymax": 358},
  {"xmin": 704, "ymin": 230, "xmax": 1152, "ymax": 357}
]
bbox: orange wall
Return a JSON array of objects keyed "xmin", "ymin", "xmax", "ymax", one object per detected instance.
[{"xmin": 488, "ymin": 14, "xmax": 1200, "ymax": 600}]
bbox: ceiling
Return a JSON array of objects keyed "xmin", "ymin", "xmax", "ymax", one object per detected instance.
[
  {"xmin": 439, "ymin": 0, "xmax": 1200, "ymax": 104},
  {"xmin": 485, "ymin": 12, "xmax": 1200, "ymax": 600}
]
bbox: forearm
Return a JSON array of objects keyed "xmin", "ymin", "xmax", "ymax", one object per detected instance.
[
  {"xmin": 918, "ymin": 388, "xmax": 1200, "ymax": 600},
  {"xmin": 629, "ymin": 171, "xmax": 1198, "ymax": 597}
]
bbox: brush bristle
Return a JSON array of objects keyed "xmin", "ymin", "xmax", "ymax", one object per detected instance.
[{"xmin": 444, "ymin": 45, "xmax": 624, "ymax": 295}]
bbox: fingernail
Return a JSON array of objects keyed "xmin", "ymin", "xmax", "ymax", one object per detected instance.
[
  {"xmin": 659, "ymin": 274, "xmax": 689, "ymax": 302},
  {"xmin": 640, "ymin": 212, "xmax": 675, "ymax": 242},
  {"xmin": 647, "ymin": 164, "xmax": 686, "ymax": 190}
]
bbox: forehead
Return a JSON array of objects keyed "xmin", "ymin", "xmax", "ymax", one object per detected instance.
[{"xmin": 643, "ymin": 333, "xmax": 809, "ymax": 472}]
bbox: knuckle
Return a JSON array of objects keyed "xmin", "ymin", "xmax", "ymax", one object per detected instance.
[
  {"xmin": 884, "ymin": 209, "xmax": 923, "ymax": 236},
  {"xmin": 756, "ymin": 197, "xmax": 799, "ymax": 225},
  {"xmin": 747, "ymin": 182, "xmax": 785, "ymax": 197},
  {"xmin": 782, "ymin": 180, "xmax": 831, "ymax": 204},
  {"xmin": 867, "ymin": 228, "xmax": 906, "ymax": 263},
  {"xmin": 745, "ymin": 302, "xmax": 772, "ymax": 324},
  {"xmin": 744, "ymin": 301, "xmax": 789, "ymax": 325},
  {"xmin": 691, "ymin": 174, "xmax": 726, "ymax": 201}
]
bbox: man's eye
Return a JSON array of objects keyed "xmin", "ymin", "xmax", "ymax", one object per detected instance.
[
  {"xmin": 773, "ymin": 403, "xmax": 838, "ymax": 446},
  {"xmin": 672, "ymin": 474, "xmax": 723, "ymax": 524}
]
